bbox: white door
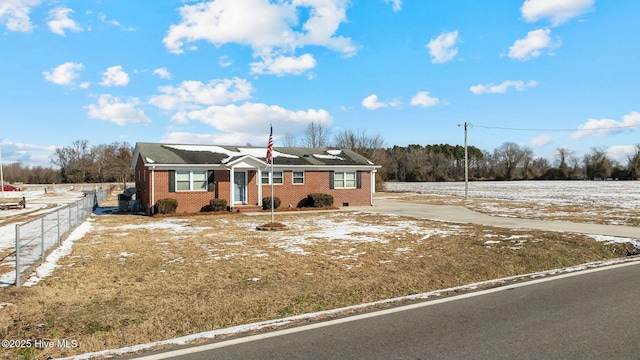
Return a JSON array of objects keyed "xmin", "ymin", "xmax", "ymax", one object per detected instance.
[{"xmin": 234, "ymin": 171, "xmax": 247, "ymax": 204}]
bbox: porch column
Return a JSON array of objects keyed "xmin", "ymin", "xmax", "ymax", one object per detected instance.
[
  {"xmin": 229, "ymin": 167, "xmax": 235, "ymax": 207},
  {"xmin": 257, "ymin": 168, "xmax": 262, "ymax": 206}
]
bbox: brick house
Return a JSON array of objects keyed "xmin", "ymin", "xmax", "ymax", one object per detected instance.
[{"xmin": 131, "ymin": 143, "xmax": 380, "ymax": 214}]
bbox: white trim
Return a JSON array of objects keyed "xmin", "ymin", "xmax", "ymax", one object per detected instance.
[
  {"xmin": 175, "ymin": 170, "xmax": 208, "ymax": 192},
  {"xmin": 233, "ymin": 171, "xmax": 248, "ymax": 204},
  {"xmin": 292, "ymin": 170, "xmax": 305, "ymax": 185}
]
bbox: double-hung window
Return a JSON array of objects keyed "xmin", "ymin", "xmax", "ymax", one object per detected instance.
[
  {"xmin": 333, "ymin": 171, "xmax": 356, "ymax": 189},
  {"xmin": 261, "ymin": 170, "xmax": 283, "ymax": 185},
  {"xmin": 292, "ymin": 171, "xmax": 304, "ymax": 184},
  {"xmin": 176, "ymin": 170, "xmax": 207, "ymax": 191}
]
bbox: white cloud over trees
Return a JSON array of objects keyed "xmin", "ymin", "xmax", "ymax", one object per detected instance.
[{"xmin": 86, "ymin": 94, "xmax": 151, "ymax": 126}]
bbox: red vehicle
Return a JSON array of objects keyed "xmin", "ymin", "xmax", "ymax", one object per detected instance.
[{"xmin": 2, "ymin": 184, "xmax": 21, "ymax": 191}]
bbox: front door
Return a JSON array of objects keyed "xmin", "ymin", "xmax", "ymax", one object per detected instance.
[{"xmin": 234, "ymin": 171, "xmax": 247, "ymax": 204}]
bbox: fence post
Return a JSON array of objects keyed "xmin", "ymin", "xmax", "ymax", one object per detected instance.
[
  {"xmin": 41, "ymin": 216, "xmax": 45, "ymax": 262},
  {"xmin": 57, "ymin": 209, "xmax": 60, "ymax": 244},
  {"xmin": 15, "ymin": 224, "xmax": 20, "ymax": 287}
]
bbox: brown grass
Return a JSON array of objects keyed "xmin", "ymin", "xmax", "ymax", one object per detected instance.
[{"xmin": 0, "ymin": 207, "xmax": 635, "ymax": 359}]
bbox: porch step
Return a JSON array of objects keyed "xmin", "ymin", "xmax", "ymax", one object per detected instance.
[{"xmin": 232, "ymin": 205, "xmax": 263, "ymax": 213}]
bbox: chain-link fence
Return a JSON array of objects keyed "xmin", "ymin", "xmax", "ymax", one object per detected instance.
[{"xmin": 15, "ymin": 189, "xmax": 106, "ymax": 286}]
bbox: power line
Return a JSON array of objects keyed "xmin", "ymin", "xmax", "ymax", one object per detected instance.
[{"xmin": 471, "ymin": 124, "xmax": 640, "ymax": 132}]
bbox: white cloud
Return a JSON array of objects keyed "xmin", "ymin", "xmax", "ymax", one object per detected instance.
[
  {"xmin": 97, "ymin": 13, "xmax": 134, "ymax": 31},
  {"xmin": 149, "ymin": 77, "xmax": 254, "ymax": 111},
  {"xmin": 86, "ymin": 94, "xmax": 151, "ymax": 126},
  {"xmin": 219, "ymin": 56, "xmax": 233, "ymax": 68},
  {"xmin": 250, "ymin": 53, "xmax": 317, "ymax": 76},
  {"xmin": 521, "ymin": 0, "xmax": 594, "ymax": 26},
  {"xmin": 162, "ymin": 0, "xmax": 356, "ymax": 76},
  {"xmin": 571, "ymin": 112, "xmax": 640, "ymax": 140},
  {"xmin": 0, "ymin": 0, "xmax": 41, "ymax": 32},
  {"xmin": 42, "ymin": 62, "xmax": 84, "ymax": 86},
  {"xmin": 508, "ymin": 28, "xmax": 560, "ymax": 61},
  {"xmin": 153, "ymin": 67, "xmax": 172, "ymax": 80},
  {"xmin": 178, "ymin": 102, "xmax": 332, "ymax": 136},
  {"xmin": 47, "ymin": 7, "xmax": 82, "ymax": 36},
  {"xmin": 410, "ymin": 91, "xmax": 440, "ymax": 108},
  {"xmin": 470, "ymin": 80, "xmax": 538, "ymax": 94},
  {"xmin": 427, "ymin": 30, "xmax": 459, "ymax": 64},
  {"xmin": 606, "ymin": 145, "xmax": 636, "ymax": 164},
  {"xmin": 362, "ymin": 94, "xmax": 401, "ymax": 110},
  {"xmin": 530, "ymin": 134, "xmax": 553, "ymax": 146},
  {"xmin": 385, "ymin": 0, "xmax": 402, "ymax": 12},
  {"xmin": 100, "ymin": 66, "xmax": 130, "ymax": 87}
]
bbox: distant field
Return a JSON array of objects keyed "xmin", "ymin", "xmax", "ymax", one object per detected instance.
[{"xmin": 383, "ymin": 181, "xmax": 640, "ymax": 226}]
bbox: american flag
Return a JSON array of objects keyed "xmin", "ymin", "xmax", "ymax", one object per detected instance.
[{"xmin": 266, "ymin": 125, "xmax": 273, "ymax": 165}]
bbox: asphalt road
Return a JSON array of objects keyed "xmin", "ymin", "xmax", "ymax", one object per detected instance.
[{"xmin": 129, "ymin": 261, "xmax": 640, "ymax": 360}]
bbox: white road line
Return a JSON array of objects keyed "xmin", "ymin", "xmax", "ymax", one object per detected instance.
[{"xmin": 132, "ymin": 260, "xmax": 640, "ymax": 360}]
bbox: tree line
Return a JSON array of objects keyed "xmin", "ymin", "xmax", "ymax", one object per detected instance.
[
  {"xmin": 2, "ymin": 140, "xmax": 134, "ymax": 186},
  {"xmin": 2, "ymin": 123, "xmax": 640, "ymax": 185}
]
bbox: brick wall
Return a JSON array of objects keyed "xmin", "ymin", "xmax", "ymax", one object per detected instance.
[
  {"xmin": 134, "ymin": 162, "xmax": 373, "ymax": 214},
  {"xmin": 261, "ymin": 170, "xmax": 372, "ymax": 208}
]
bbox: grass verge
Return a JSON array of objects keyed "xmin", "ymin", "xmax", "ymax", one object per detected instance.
[{"xmin": 0, "ymin": 210, "xmax": 636, "ymax": 359}]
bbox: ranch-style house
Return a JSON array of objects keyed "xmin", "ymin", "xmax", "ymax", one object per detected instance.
[{"xmin": 131, "ymin": 142, "xmax": 381, "ymax": 214}]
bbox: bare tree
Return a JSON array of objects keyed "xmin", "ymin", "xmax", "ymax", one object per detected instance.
[
  {"xmin": 627, "ymin": 144, "xmax": 640, "ymax": 179},
  {"xmin": 303, "ymin": 122, "xmax": 330, "ymax": 148},
  {"xmin": 583, "ymin": 147, "xmax": 613, "ymax": 180},
  {"xmin": 283, "ymin": 131, "xmax": 298, "ymax": 147},
  {"xmin": 494, "ymin": 142, "xmax": 526, "ymax": 180}
]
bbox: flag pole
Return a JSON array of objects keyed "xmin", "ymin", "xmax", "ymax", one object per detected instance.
[
  {"xmin": 270, "ymin": 153, "xmax": 274, "ymax": 223},
  {"xmin": 266, "ymin": 125, "xmax": 274, "ymax": 223}
]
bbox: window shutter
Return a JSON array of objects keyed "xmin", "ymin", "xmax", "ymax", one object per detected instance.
[
  {"xmin": 207, "ymin": 170, "xmax": 215, "ymax": 192},
  {"xmin": 168, "ymin": 171, "xmax": 175, "ymax": 192},
  {"xmin": 356, "ymin": 171, "xmax": 362, "ymax": 189},
  {"xmin": 329, "ymin": 171, "xmax": 334, "ymax": 189}
]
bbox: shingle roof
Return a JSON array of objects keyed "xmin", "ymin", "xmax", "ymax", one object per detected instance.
[{"xmin": 133, "ymin": 143, "xmax": 377, "ymax": 168}]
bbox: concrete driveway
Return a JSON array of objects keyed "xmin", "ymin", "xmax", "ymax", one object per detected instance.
[{"xmin": 348, "ymin": 198, "xmax": 640, "ymax": 239}]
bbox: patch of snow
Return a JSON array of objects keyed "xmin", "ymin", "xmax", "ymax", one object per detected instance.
[
  {"xmin": 313, "ymin": 153, "xmax": 345, "ymax": 160},
  {"xmin": 588, "ymin": 235, "xmax": 640, "ymax": 247},
  {"xmin": 0, "ymin": 302, "xmax": 13, "ymax": 309},
  {"xmin": 21, "ymin": 219, "xmax": 93, "ymax": 287},
  {"xmin": 145, "ymin": 157, "xmax": 155, "ymax": 164},
  {"xmin": 165, "ymin": 144, "xmax": 298, "ymax": 164}
]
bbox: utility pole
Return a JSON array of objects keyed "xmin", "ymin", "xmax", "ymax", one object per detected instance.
[{"xmin": 463, "ymin": 122, "xmax": 469, "ymax": 200}]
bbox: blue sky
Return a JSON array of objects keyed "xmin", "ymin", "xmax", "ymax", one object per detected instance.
[{"xmin": 1, "ymin": 0, "xmax": 639, "ymax": 168}]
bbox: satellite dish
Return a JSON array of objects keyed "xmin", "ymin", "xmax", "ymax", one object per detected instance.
[{"xmin": 123, "ymin": 187, "xmax": 137, "ymax": 197}]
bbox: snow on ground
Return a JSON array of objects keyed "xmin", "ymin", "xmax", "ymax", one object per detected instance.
[
  {"xmin": 385, "ymin": 180, "xmax": 640, "ymax": 209},
  {"xmin": 0, "ymin": 185, "xmax": 105, "ymax": 285},
  {"xmin": 21, "ymin": 220, "xmax": 94, "ymax": 287}
]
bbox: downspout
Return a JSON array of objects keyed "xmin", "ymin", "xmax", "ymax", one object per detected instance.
[
  {"xmin": 370, "ymin": 168, "xmax": 376, "ymax": 206},
  {"xmin": 151, "ymin": 166, "xmax": 155, "ymax": 215},
  {"xmin": 229, "ymin": 167, "xmax": 235, "ymax": 210},
  {"xmin": 257, "ymin": 168, "xmax": 262, "ymax": 207}
]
